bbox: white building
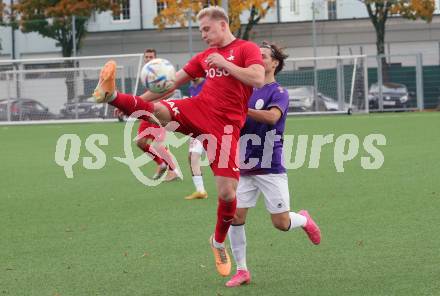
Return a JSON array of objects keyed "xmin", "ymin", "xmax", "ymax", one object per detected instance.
[{"xmin": 1, "ymin": 0, "xmax": 440, "ymax": 59}]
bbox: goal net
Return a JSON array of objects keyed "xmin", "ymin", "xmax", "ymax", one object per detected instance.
[
  {"xmin": 0, "ymin": 54, "xmax": 144, "ymax": 124},
  {"xmin": 278, "ymin": 55, "xmax": 368, "ymax": 115}
]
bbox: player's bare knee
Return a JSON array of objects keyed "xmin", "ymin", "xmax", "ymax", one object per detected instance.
[{"xmin": 218, "ymin": 187, "xmax": 236, "ymax": 201}]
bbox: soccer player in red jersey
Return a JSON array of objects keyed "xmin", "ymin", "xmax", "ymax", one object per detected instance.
[
  {"xmin": 115, "ymin": 48, "xmax": 181, "ymax": 181},
  {"xmin": 93, "ymin": 6, "xmax": 264, "ymax": 277}
]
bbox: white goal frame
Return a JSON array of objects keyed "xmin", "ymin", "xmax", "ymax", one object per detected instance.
[
  {"xmin": 283, "ymin": 54, "xmax": 369, "ymax": 116},
  {"xmin": 0, "ymin": 53, "xmax": 144, "ymax": 126}
]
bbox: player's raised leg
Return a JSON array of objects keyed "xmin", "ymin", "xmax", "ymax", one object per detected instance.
[
  {"xmin": 256, "ymin": 175, "xmax": 321, "ymax": 245},
  {"xmin": 93, "ymin": 60, "xmax": 117, "ymax": 103}
]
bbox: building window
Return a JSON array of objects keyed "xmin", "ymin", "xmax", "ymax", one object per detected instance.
[
  {"xmin": 157, "ymin": 1, "xmax": 167, "ymax": 14},
  {"xmin": 328, "ymin": 0, "xmax": 337, "ymax": 20},
  {"xmin": 113, "ymin": 0, "xmax": 130, "ymax": 21},
  {"xmin": 290, "ymin": 0, "xmax": 299, "ymax": 14}
]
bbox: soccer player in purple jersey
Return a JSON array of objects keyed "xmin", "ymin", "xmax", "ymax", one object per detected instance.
[{"xmin": 226, "ymin": 42, "xmax": 322, "ymax": 287}]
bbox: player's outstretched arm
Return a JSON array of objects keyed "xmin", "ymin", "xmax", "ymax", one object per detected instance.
[
  {"xmin": 140, "ymin": 69, "xmax": 192, "ymax": 102},
  {"xmin": 247, "ymin": 107, "xmax": 282, "ymax": 125}
]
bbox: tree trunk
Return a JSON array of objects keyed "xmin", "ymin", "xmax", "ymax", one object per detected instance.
[
  {"xmin": 61, "ymin": 26, "xmax": 75, "ymax": 103},
  {"xmin": 365, "ymin": 2, "xmax": 391, "ymax": 83},
  {"xmin": 374, "ymin": 21, "xmax": 389, "ymax": 82}
]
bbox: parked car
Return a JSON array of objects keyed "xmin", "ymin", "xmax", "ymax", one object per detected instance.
[
  {"xmin": 60, "ymin": 101, "xmax": 106, "ymax": 119},
  {"xmin": 0, "ymin": 98, "xmax": 57, "ymax": 121},
  {"xmin": 368, "ymin": 82, "xmax": 413, "ymax": 109},
  {"xmin": 286, "ymin": 86, "xmax": 346, "ymax": 112}
]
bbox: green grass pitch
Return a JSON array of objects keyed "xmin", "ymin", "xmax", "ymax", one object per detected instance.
[{"xmin": 1, "ymin": 112, "xmax": 439, "ymax": 295}]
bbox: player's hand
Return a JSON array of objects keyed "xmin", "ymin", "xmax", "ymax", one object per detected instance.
[{"xmin": 206, "ymin": 53, "xmax": 228, "ymax": 69}]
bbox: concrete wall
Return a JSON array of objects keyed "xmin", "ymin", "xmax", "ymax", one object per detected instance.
[
  {"xmin": 1, "ymin": 0, "xmax": 440, "ymax": 63},
  {"xmin": 80, "ymin": 16, "xmax": 440, "ymax": 67},
  {"xmin": 0, "ymin": 28, "xmax": 59, "ymax": 59}
]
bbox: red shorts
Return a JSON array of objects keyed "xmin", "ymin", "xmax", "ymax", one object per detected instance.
[
  {"xmin": 160, "ymin": 98, "xmax": 240, "ymax": 180},
  {"xmin": 137, "ymin": 120, "xmax": 166, "ymax": 143}
]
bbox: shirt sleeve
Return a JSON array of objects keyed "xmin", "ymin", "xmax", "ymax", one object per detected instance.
[
  {"xmin": 242, "ymin": 41, "xmax": 264, "ymax": 68},
  {"xmin": 267, "ymin": 87, "xmax": 289, "ymax": 115},
  {"xmin": 183, "ymin": 53, "xmax": 205, "ymax": 79}
]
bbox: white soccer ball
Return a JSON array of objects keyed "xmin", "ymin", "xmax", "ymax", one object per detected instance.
[{"xmin": 140, "ymin": 58, "xmax": 176, "ymax": 93}]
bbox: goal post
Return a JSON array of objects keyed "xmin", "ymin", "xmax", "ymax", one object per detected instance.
[
  {"xmin": 0, "ymin": 54, "xmax": 144, "ymax": 124},
  {"xmin": 279, "ymin": 55, "xmax": 369, "ymax": 115}
]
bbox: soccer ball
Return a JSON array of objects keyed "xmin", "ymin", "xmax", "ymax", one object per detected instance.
[{"xmin": 140, "ymin": 58, "xmax": 176, "ymax": 93}]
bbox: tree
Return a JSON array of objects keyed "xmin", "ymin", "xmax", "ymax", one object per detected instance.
[
  {"xmin": 0, "ymin": 1, "xmax": 7, "ymax": 51},
  {"xmin": 0, "ymin": 1, "xmax": 5, "ymax": 24},
  {"xmin": 362, "ymin": 0, "xmax": 435, "ymax": 73},
  {"xmin": 154, "ymin": 0, "xmax": 275, "ymax": 40},
  {"xmin": 362, "ymin": 0, "xmax": 435, "ymax": 83},
  {"xmin": 9, "ymin": 0, "xmax": 118, "ymax": 102},
  {"xmin": 12, "ymin": 0, "xmax": 118, "ymax": 58}
]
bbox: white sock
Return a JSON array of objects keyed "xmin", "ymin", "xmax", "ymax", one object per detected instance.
[
  {"xmin": 228, "ymin": 225, "xmax": 247, "ymax": 271},
  {"xmin": 108, "ymin": 91, "xmax": 117, "ymax": 102},
  {"xmin": 171, "ymin": 168, "xmax": 182, "ymax": 179},
  {"xmin": 288, "ymin": 212, "xmax": 307, "ymax": 230},
  {"xmin": 212, "ymin": 237, "xmax": 225, "ymax": 249},
  {"xmin": 192, "ymin": 175, "xmax": 205, "ymax": 192}
]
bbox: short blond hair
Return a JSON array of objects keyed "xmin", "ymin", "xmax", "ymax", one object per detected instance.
[{"xmin": 197, "ymin": 6, "xmax": 229, "ymax": 23}]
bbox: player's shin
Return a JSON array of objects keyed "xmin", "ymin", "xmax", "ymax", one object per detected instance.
[
  {"xmin": 143, "ymin": 144, "xmax": 165, "ymax": 166},
  {"xmin": 154, "ymin": 146, "xmax": 176, "ymax": 170},
  {"xmin": 214, "ymin": 198, "xmax": 237, "ymax": 244},
  {"xmin": 110, "ymin": 92, "xmax": 154, "ymax": 121},
  {"xmin": 228, "ymin": 224, "xmax": 247, "ymax": 271}
]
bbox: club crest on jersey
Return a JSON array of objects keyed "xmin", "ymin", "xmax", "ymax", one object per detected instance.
[
  {"xmin": 226, "ymin": 49, "xmax": 235, "ymax": 61},
  {"xmin": 255, "ymin": 99, "xmax": 265, "ymax": 110}
]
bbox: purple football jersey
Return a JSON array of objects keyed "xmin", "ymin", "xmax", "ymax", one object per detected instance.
[
  {"xmin": 189, "ymin": 80, "xmax": 205, "ymax": 97},
  {"xmin": 240, "ymin": 81, "xmax": 289, "ymax": 175}
]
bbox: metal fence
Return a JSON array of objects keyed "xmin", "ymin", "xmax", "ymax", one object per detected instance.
[
  {"xmin": 280, "ymin": 55, "xmax": 368, "ymax": 115},
  {"xmin": 0, "ymin": 54, "xmax": 143, "ymax": 123},
  {"xmin": 0, "ymin": 52, "xmax": 438, "ymax": 125},
  {"xmin": 365, "ymin": 53, "xmax": 424, "ymax": 112}
]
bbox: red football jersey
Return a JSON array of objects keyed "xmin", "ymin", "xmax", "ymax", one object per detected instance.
[{"xmin": 183, "ymin": 39, "xmax": 263, "ymax": 127}]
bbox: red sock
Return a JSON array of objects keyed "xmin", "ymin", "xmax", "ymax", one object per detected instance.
[
  {"xmin": 214, "ymin": 198, "xmax": 237, "ymax": 243},
  {"xmin": 143, "ymin": 144, "xmax": 164, "ymax": 166},
  {"xmin": 110, "ymin": 92, "xmax": 154, "ymax": 120},
  {"xmin": 155, "ymin": 146, "xmax": 176, "ymax": 170}
]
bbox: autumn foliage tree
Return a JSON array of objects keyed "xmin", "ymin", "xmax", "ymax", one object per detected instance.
[
  {"xmin": 154, "ymin": 0, "xmax": 275, "ymax": 40},
  {"xmin": 363, "ymin": 0, "xmax": 435, "ymax": 57},
  {"xmin": 7, "ymin": 0, "xmax": 118, "ymax": 102},
  {"xmin": 0, "ymin": 1, "xmax": 8, "ymax": 51},
  {"xmin": 13, "ymin": 0, "xmax": 118, "ymax": 58},
  {"xmin": 0, "ymin": 2, "xmax": 5, "ymax": 24}
]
